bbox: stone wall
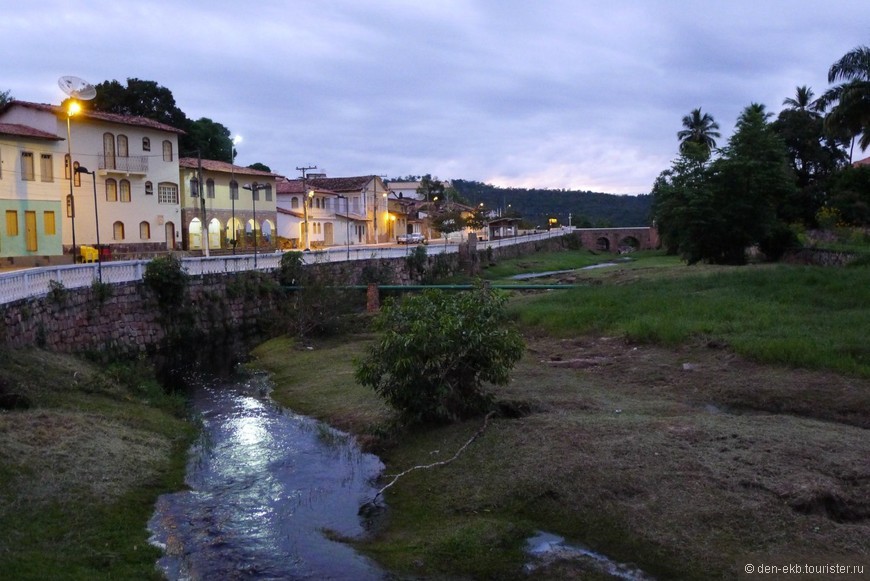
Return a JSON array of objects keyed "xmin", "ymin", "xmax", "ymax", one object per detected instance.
[
  {"xmin": 0, "ymin": 234, "xmax": 574, "ymax": 354},
  {"xmin": 783, "ymin": 248, "xmax": 859, "ymax": 266}
]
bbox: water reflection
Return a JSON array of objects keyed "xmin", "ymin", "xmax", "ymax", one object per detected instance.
[{"xmin": 149, "ymin": 372, "xmax": 386, "ymax": 580}]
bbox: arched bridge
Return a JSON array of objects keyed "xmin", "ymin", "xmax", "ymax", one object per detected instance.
[{"xmin": 573, "ymin": 227, "xmax": 659, "ymax": 252}]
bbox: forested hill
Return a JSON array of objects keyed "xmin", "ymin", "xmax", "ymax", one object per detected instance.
[{"xmin": 452, "ymin": 179, "xmax": 652, "ymax": 228}]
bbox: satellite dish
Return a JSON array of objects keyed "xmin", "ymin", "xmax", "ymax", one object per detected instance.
[{"xmin": 58, "ymin": 76, "xmax": 96, "ymax": 100}]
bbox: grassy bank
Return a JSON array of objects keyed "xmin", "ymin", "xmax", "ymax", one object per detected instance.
[
  {"xmin": 0, "ymin": 351, "xmax": 194, "ymax": 580},
  {"xmin": 251, "ymin": 252, "xmax": 870, "ymax": 579}
]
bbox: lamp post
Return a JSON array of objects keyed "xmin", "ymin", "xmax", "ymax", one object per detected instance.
[
  {"xmin": 74, "ymin": 166, "xmax": 101, "ymax": 282},
  {"xmin": 242, "ymin": 182, "xmax": 268, "ymax": 268},
  {"xmin": 381, "ymin": 192, "xmax": 388, "ymax": 244},
  {"xmin": 304, "ymin": 190, "xmax": 315, "ymax": 250},
  {"xmin": 296, "ymin": 165, "xmax": 317, "ymax": 250},
  {"xmin": 229, "ymin": 135, "xmax": 241, "ymax": 254},
  {"xmin": 65, "ymin": 100, "xmax": 80, "ymax": 261}
]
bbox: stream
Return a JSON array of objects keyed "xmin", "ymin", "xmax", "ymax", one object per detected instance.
[{"xmin": 148, "ymin": 370, "xmax": 387, "ymax": 580}]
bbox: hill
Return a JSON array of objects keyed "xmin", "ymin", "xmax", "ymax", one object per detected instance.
[{"xmin": 452, "ymin": 179, "xmax": 652, "ymax": 228}]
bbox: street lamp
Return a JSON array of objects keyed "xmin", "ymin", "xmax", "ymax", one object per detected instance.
[
  {"xmin": 296, "ymin": 165, "xmax": 317, "ymax": 249},
  {"xmin": 242, "ymin": 182, "xmax": 268, "ymax": 267},
  {"xmin": 65, "ymin": 100, "xmax": 80, "ymax": 262},
  {"xmin": 74, "ymin": 166, "xmax": 101, "ymax": 282},
  {"xmin": 229, "ymin": 135, "xmax": 242, "ymax": 254},
  {"xmin": 381, "ymin": 192, "xmax": 388, "ymax": 244}
]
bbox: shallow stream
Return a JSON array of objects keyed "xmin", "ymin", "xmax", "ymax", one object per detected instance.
[{"xmin": 148, "ymin": 371, "xmax": 386, "ymax": 580}]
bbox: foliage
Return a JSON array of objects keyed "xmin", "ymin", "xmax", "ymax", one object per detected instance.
[
  {"xmin": 90, "ymin": 279, "xmax": 113, "ymax": 304},
  {"xmin": 279, "ymin": 252, "xmax": 356, "ymax": 337},
  {"xmin": 430, "ymin": 209, "xmax": 466, "ymax": 242},
  {"xmin": 416, "ymin": 173, "xmax": 445, "ymax": 201},
  {"xmin": 817, "ymin": 44, "xmax": 870, "ymax": 152},
  {"xmin": 47, "ymin": 280, "xmax": 67, "ymax": 306},
  {"xmin": 187, "ymin": 117, "xmax": 233, "ymax": 161},
  {"xmin": 826, "ymin": 165, "xmax": 870, "ymax": 226},
  {"xmin": 0, "ymin": 89, "xmax": 12, "ymax": 107},
  {"xmin": 405, "ymin": 244, "xmax": 428, "ymax": 281},
  {"xmin": 248, "ymin": 162, "xmax": 272, "ymax": 172},
  {"xmin": 452, "ymin": 179, "xmax": 652, "ymax": 228},
  {"xmin": 677, "ymin": 107, "xmax": 721, "ymax": 158},
  {"xmin": 354, "ymin": 285, "xmax": 525, "ymax": 424},
  {"xmin": 143, "ymin": 254, "xmax": 188, "ymax": 310}
]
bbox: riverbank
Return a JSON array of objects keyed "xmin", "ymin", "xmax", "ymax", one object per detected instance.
[
  {"xmin": 251, "ymin": 254, "xmax": 870, "ymax": 579},
  {"xmin": 0, "ymin": 350, "xmax": 194, "ymax": 580}
]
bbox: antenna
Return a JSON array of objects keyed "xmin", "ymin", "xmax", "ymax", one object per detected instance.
[{"xmin": 58, "ymin": 76, "xmax": 97, "ymax": 100}]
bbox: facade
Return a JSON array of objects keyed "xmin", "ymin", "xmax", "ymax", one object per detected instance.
[
  {"xmin": 0, "ymin": 100, "xmax": 185, "ymax": 260},
  {"xmin": 179, "ymin": 158, "xmax": 279, "ymax": 252},
  {"xmin": 0, "ymin": 122, "xmax": 66, "ymax": 260},
  {"xmin": 277, "ymin": 175, "xmax": 395, "ymax": 246}
]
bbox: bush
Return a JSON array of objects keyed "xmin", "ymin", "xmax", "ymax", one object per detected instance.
[
  {"xmin": 143, "ymin": 254, "xmax": 188, "ymax": 310},
  {"xmin": 354, "ymin": 284, "xmax": 525, "ymax": 423}
]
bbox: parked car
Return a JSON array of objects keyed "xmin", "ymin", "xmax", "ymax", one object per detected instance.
[{"xmin": 397, "ymin": 233, "xmax": 426, "ymax": 245}]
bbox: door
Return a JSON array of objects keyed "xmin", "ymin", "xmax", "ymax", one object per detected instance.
[
  {"xmin": 25, "ymin": 211, "xmax": 37, "ymax": 251},
  {"xmin": 165, "ymin": 222, "xmax": 176, "ymax": 250},
  {"xmin": 324, "ymin": 222, "xmax": 334, "ymax": 246}
]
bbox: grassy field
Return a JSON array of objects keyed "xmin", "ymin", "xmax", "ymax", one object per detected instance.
[
  {"xmin": 0, "ymin": 351, "xmax": 193, "ymax": 580},
  {"xmin": 251, "ymin": 250, "xmax": 870, "ymax": 579}
]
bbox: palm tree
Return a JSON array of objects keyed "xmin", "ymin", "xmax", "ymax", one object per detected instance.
[
  {"xmin": 782, "ymin": 85, "xmax": 821, "ymax": 116},
  {"xmin": 817, "ymin": 45, "xmax": 870, "ymax": 160},
  {"xmin": 677, "ymin": 108, "xmax": 721, "ymax": 157}
]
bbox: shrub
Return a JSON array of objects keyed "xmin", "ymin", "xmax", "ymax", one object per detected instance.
[
  {"xmin": 354, "ymin": 284, "xmax": 525, "ymax": 423},
  {"xmin": 143, "ymin": 254, "xmax": 188, "ymax": 310}
]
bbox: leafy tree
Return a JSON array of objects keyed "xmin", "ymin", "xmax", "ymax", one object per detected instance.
[
  {"xmin": 677, "ymin": 108, "xmax": 721, "ymax": 159},
  {"xmin": 817, "ymin": 45, "xmax": 870, "ymax": 159},
  {"xmin": 0, "ymin": 89, "xmax": 12, "ymax": 107},
  {"xmin": 354, "ymin": 285, "xmax": 525, "ymax": 424},
  {"xmin": 247, "ymin": 162, "xmax": 272, "ymax": 172},
  {"xmin": 827, "ymin": 166, "xmax": 870, "ymax": 226},
  {"xmin": 430, "ymin": 208, "xmax": 465, "ymax": 243},
  {"xmin": 187, "ymin": 117, "xmax": 233, "ymax": 161},
  {"xmin": 416, "ymin": 174, "xmax": 445, "ymax": 202},
  {"xmin": 782, "ymin": 85, "xmax": 821, "ymax": 113}
]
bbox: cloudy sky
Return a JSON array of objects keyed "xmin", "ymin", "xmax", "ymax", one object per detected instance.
[{"xmin": 3, "ymin": 1, "xmax": 868, "ymax": 194}]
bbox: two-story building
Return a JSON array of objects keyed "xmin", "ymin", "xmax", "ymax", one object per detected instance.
[
  {"xmin": 179, "ymin": 158, "xmax": 279, "ymax": 252},
  {"xmin": 0, "ymin": 100, "xmax": 185, "ymax": 261}
]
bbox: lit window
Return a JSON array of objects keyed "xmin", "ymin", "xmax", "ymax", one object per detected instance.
[
  {"xmin": 40, "ymin": 154, "xmax": 53, "ymax": 182},
  {"xmin": 113, "ymin": 221, "xmax": 125, "ymax": 240},
  {"xmin": 21, "ymin": 152, "xmax": 34, "ymax": 181},
  {"xmin": 139, "ymin": 221, "xmax": 151, "ymax": 239},
  {"xmin": 44, "ymin": 211, "xmax": 56, "ymax": 235},
  {"xmin": 6, "ymin": 210, "xmax": 18, "ymax": 235},
  {"xmin": 106, "ymin": 178, "xmax": 118, "ymax": 202},
  {"xmin": 162, "ymin": 140, "xmax": 173, "ymax": 162},
  {"xmin": 120, "ymin": 179, "xmax": 131, "ymax": 202}
]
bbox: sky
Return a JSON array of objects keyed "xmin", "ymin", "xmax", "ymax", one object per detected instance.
[{"xmin": 3, "ymin": 1, "xmax": 868, "ymax": 195}]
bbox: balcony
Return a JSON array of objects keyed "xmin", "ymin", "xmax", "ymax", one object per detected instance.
[{"xmin": 98, "ymin": 154, "xmax": 149, "ymax": 175}]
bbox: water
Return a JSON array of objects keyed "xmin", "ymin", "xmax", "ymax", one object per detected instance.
[
  {"xmin": 509, "ymin": 262, "xmax": 620, "ymax": 280},
  {"xmin": 148, "ymin": 371, "xmax": 387, "ymax": 580},
  {"xmin": 525, "ymin": 531, "xmax": 653, "ymax": 580}
]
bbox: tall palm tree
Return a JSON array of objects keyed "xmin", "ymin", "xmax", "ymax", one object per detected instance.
[
  {"xmin": 817, "ymin": 45, "xmax": 870, "ymax": 159},
  {"xmin": 782, "ymin": 85, "xmax": 820, "ymax": 116},
  {"xmin": 677, "ymin": 108, "xmax": 721, "ymax": 156}
]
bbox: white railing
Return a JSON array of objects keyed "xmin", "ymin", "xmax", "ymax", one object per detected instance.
[{"xmin": 0, "ymin": 229, "xmax": 568, "ymax": 305}]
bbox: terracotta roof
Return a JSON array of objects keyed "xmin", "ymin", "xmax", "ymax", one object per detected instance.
[
  {"xmin": 277, "ymin": 208, "xmax": 305, "ymax": 218},
  {"xmin": 0, "ymin": 123, "xmax": 63, "ymax": 141},
  {"xmin": 179, "ymin": 158, "xmax": 282, "ymax": 178},
  {"xmin": 277, "ymin": 178, "xmax": 338, "ymax": 196},
  {"xmin": 6, "ymin": 100, "xmax": 186, "ymax": 135},
  {"xmin": 854, "ymin": 156, "xmax": 870, "ymax": 167}
]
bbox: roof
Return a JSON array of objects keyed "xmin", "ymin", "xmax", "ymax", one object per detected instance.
[
  {"xmin": 854, "ymin": 156, "xmax": 870, "ymax": 167},
  {"xmin": 179, "ymin": 158, "xmax": 282, "ymax": 178},
  {"xmin": 276, "ymin": 206, "xmax": 368, "ymax": 222},
  {"xmin": 5, "ymin": 100, "xmax": 186, "ymax": 135},
  {"xmin": 0, "ymin": 122, "xmax": 63, "ymax": 141},
  {"xmin": 280, "ymin": 175, "xmax": 379, "ymax": 194}
]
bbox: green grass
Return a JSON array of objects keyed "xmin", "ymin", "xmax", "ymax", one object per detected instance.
[
  {"xmin": 480, "ymin": 248, "xmax": 625, "ymax": 280},
  {"xmin": 513, "ymin": 262, "xmax": 870, "ymax": 376}
]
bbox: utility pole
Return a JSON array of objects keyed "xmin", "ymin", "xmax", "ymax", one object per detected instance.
[
  {"xmin": 297, "ymin": 165, "xmax": 317, "ymax": 249},
  {"xmin": 197, "ymin": 151, "xmax": 209, "ymax": 257}
]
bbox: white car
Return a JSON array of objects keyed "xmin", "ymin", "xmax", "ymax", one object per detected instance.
[{"xmin": 397, "ymin": 233, "xmax": 426, "ymax": 245}]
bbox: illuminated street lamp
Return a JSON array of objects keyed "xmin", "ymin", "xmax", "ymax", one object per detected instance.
[
  {"xmin": 74, "ymin": 166, "xmax": 101, "ymax": 282},
  {"xmin": 65, "ymin": 100, "xmax": 80, "ymax": 261}
]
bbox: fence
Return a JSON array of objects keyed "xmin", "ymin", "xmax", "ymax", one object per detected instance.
[{"xmin": 0, "ymin": 229, "xmax": 567, "ymax": 305}]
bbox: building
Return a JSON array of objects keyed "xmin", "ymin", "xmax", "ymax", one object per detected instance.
[
  {"xmin": 179, "ymin": 158, "xmax": 279, "ymax": 252},
  {"xmin": 0, "ymin": 100, "xmax": 185, "ymax": 261}
]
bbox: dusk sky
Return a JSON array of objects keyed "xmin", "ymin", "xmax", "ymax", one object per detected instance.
[{"xmin": 3, "ymin": 1, "xmax": 868, "ymax": 194}]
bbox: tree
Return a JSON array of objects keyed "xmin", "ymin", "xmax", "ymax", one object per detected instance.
[
  {"xmin": 677, "ymin": 108, "xmax": 721, "ymax": 158},
  {"xmin": 782, "ymin": 85, "xmax": 821, "ymax": 114},
  {"xmin": 354, "ymin": 285, "xmax": 525, "ymax": 424},
  {"xmin": 247, "ymin": 162, "xmax": 272, "ymax": 173},
  {"xmin": 817, "ymin": 45, "xmax": 870, "ymax": 159},
  {"xmin": 827, "ymin": 165, "xmax": 870, "ymax": 226},
  {"xmin": 187, "ymin": 117, "xmax": 233, "ymax": 161},
  {"xmin": 416, "ymin": 174, "xmax": 445, "ymax": 202},
  {"xmin": 430, "ymin": 208, "xmax": 465, "ymax": 244},
  {"xmin": 0, "ymin": 89, "xmax": 12, "ymax": 107}
]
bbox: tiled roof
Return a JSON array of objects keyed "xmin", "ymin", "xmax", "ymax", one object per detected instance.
[
  {"xmin": 179, "ymin": 158, "xmax": 282, "ymax": 178},
  {"xmin": 277, "ymin": 178, "xmax": 339, "ymax": 196},
  {"xmin": 0, "ymin": 123, "xmax": 63, "ymax": 141},
  {"xmin": 6, "ymin": 100, "xmax": 186, "ymax": 134},
  {"xmin": 854, "ymin": 156, "xmax": 870, "ymax": 167},
  {"xmin": 305, "ymin": 176, "xmax": 378, "ymax": 192},
  {"xmin": 277, "ymin": 208, "xmax": 305, "ymax": 218}
]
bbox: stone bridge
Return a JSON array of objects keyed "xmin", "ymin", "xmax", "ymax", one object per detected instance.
[{"xmin": 573, "ymin": 227, "xmax": 659, "ymax": 252}]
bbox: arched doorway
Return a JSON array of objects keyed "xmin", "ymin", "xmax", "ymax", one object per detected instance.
[
  {"xmin": 262, "ymin": 220, "xmax": 274, "ymax": 245},
  {"xmin": 165, "ymin": 221, "xmax": 175, "ymax": 250},
  {"xmin": 596, "ymin": 236, "xmax": 610, "ymax": 251},
  {"xmin": 324, "ymin": 222, "xmax": 334, "ymax": 246},
  {"xmin": 208, "ymin": 218, "xmax": 221, "ymax": 249},
  {"xmin": 226, "ymin": 218, "xmax": 242, "ymax": 249},
  {"xmin": 189, "ymin": 218, "xmax": 203, "ymax": 249}
]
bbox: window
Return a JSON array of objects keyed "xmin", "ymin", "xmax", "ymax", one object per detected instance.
[
  {"xmin": 139, "ymin": 221, "xmax": 151, "ymax": 240},
  {"xmin": 6, "ymin": 210, "xmax": 18, "ymax": 235},
  {"xmin": 73, "ymin": 162, "xmax": 81, "ymax": 187},
  {"xmin": 44, "ymin": 211, "xmax": 56, "ymax": 235},
  {"xmin": 158, "ymin": 182, "xmax": 178, "ymax": 204},
  {"xmin": 106, "ymin": 178, "xmax": 118, "ymax": 202},
  {"xmin": 291, "ymin": 197, "xmax": 299, "ymax": 209},
  {"xmin": 190, "ymin": 177, "xmax": 199, "ymax": 197},
  {"xmin": 162, "ymin": 140, "xmax": 173, "ymax": 162},
  {"xmin": 230, "ymin": 180, "xmax": 239, "ymax": 200},
  {"xmin": 252, "ymin": 187, "xmax": 260, "ymax": 201},
  {"xmin": 64, "ymin": 154, "xmax": 71, "ymax": 179},
  {"xmin": 103, "ymin": 132, "xmax": 115, "ymax": 169},
  {"xmin": 264, "ymin": 184, "xmax": 272, "ymax": 201},
  {"xmin": 142, "ymin": 137, "xmax": 151, "ymax": 152},
  {"xmin": 206, "ymin": 179, "xmax": 215, "ymax": 198},
  {"xmin": 120, "ymin": 179, "xmax": 131, "ymax": 202},
  {"xmin": 145, "ymin": 181, "xmax": 153, "ymax": 195},
  {"xmin": 113, "ymin": 221, "xmax": 125, "ymax": 240},
  {"xmin": 40, "ymin": 154, "xmax": 53, "ymax": 182},
  {"xmin": 21, "ymin": 152, "xmax": 34, "ymax": 181},
  {"xmin": 117, "ymin": 134, "xmax": 128, "ymax": 158}
]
